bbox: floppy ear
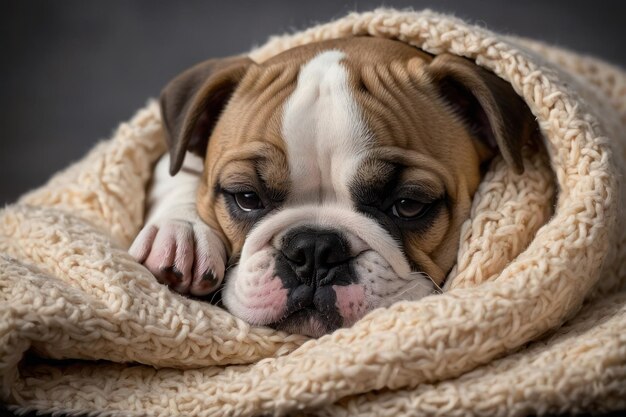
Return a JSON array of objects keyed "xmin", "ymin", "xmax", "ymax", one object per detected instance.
[
  {"xmin": 427, "ymin": 54, "xmax": 536, "ymax": 174},
  {"xmin": 160, "ymin": 56, "xmax": 254, "ymax": 175}
]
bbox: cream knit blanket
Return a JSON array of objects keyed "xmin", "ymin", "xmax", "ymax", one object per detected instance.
[{"xmin": 2, "ymin": 9, "xmax": 625, "ymax": 417}]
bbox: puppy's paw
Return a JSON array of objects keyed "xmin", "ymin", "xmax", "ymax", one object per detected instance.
[{"xmin": 129, "ymin": 219, "xmax": 226, "ymax": 296}]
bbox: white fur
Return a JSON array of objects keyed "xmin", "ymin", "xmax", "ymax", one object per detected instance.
[
  {"xmin": 144, "ymin": 152, "xmax": 203, "ymax": 224},
  {"xmin": 281, "ymin": 50, "xmax": 372, "ymax": 204}
]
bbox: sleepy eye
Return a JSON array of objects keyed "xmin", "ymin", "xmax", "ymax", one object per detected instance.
[
  {"xmin": 234, "ymin": 191, "xmax": 264, "ymax": 212},
  {"xmin": 391, "ymin": 198, "xmax": 428, "ymax": 219}
]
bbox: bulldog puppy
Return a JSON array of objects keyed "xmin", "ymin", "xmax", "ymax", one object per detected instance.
[{"xmin": 129, "ymin": 37, "xmax": 535, "ymax": 337}]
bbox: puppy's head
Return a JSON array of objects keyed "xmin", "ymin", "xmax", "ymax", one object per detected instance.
[{"xmin": 160, "ymin": 37, "xmax": 535, "ymax": 337}]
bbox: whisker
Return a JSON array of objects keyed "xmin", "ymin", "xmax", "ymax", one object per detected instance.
[
  {"xmin": 225, "ymin": 261, "xmax": 239, "ymax": 272},
  {"xmin": 407, "ymin": 271, "xmax": 444, "ymax": 295},
  {"xmin": 390, "ymin": 280, "xmax": 432, "ymax": 301},
  {"xmin": 208, "ymin": 286, "xmax": 224, "ymax": 304}
]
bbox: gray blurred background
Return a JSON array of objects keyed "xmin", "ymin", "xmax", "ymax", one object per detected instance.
[{"xmin": 2, "ymin": 0, "xmax": 625, "ymax": 205}]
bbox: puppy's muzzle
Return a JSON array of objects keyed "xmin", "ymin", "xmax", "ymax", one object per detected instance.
[{"xmin": 275, "ymin": 226, "xmax": 357, "ymax": 326}]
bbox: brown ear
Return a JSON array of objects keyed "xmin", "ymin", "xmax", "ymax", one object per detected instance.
[
  {"xmin": 428, "ymin": 54, "xmax": 536, "ymax": 174},
  {"xmin": 160, "ymin": 56, "xmax": 254, "ymax": 175}
]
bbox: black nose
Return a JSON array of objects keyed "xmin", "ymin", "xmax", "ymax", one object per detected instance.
[{"xmin": 281, "ymin": 228, "xmax": 351, "ymax": 287}]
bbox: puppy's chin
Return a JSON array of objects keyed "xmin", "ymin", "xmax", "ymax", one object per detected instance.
[{"xmin": 270, "ymin": 309, "xmax": 336, "ymax": 338}]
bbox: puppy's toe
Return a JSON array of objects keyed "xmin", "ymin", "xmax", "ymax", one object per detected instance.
[
  {"xmin": 129, "ymin": 225, "xmax": 158, "ymax": 263},
  {"xmin": 189, "ymin": 224, "xmax": 226, "ymax": 296},
  {"xmin": 142, "ymin": 221, "xmax": 194, "ymax": 293},
  {"xmin": 156, "ymin": 266, "xmax": 185, "ymax": 288}
]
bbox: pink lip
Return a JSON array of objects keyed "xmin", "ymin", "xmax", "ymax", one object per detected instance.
[{"xmin": 334, "ymin": 284, "xmax": 366, "ymax": 326}]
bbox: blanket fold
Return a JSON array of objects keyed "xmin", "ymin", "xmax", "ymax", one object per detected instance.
[{"xmin": 1, "ymin": 8, "xmax": 625, "ymax": 417}]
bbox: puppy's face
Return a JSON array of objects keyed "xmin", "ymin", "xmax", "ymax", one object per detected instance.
[{"xmin": 161, "ymin": 37, "xmax": 534, "ymax": 337}]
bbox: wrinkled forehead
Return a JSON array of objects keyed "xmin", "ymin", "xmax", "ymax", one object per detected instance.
[{"xmin": 211, "ymin": 38, "xmax": 444, "ymax": 199}]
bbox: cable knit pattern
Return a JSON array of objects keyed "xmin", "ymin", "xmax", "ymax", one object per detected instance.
[{"xmin": 1, "ymin": 9, "xmax": 624, "ymax": 417}]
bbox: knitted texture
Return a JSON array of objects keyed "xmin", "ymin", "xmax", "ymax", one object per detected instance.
[{"xmin": 1, "ymin": 9, "xmax": 625, "ymax": 417}]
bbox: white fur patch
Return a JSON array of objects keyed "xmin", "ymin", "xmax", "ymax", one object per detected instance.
[
  {"xmin": 145, "ymin": 152, "xmax": 204, "ymax": 224},
  {"xmin": 281, "ymin": 50, "xmax": 372, "ymax": 204}
]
